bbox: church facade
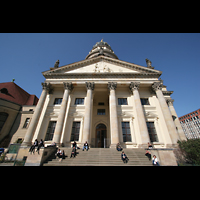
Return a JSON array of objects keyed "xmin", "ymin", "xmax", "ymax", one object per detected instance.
[{"xmin": 21, "ymin": 40, "xmax": 186, "ymax": 149}]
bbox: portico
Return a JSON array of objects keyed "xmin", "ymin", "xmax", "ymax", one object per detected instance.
[{"xmin": 21, "ymin": 40, "xmax": 185, "ymax": 149}]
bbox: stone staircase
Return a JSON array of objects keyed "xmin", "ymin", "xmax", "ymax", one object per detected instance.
[{"xmin": 43, "ymin": 148, "xmax": 152, "ymax": 166}]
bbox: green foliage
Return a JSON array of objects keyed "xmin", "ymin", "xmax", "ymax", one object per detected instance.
[{"xmin": 177, "ymin": 138, "xmax": 200, "ymax": 165}]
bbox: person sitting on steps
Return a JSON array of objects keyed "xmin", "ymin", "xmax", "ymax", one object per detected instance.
[
  {"xmin": 121, "ymin": 151, "xmax": 129, "ymax": 163},
  {"xmin": 29, "ymin": 139, "xmax": 38, "ymax": 154},
  {"xmin": 116, "ymin": 143, "xmax": 123, "ymax": 151},
  {"xmin": 59, "ymin": 150, "xmax": 66, "ymax": 162},
  {"xmin": 147, "ymin": 142, "xmax": 153, "ymax": 149},
  {"xmin": 82, "ymin": 141, "xmax": 89, "ymax": 151},
  {"xmin": 70, "ymin": 146, "xmax": 76, "ymax": 158},
  {"xmin": 36, "ymin": 139, "xmax": 44, "ymax": 154},
  {"xmin": 56, "ymin": 149, "xmax": 62, "ymax": 159}
]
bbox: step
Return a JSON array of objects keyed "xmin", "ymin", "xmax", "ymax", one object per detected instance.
[{"xmin": 43, "ymin": 148, "xmax": 152, "ymax": 166}]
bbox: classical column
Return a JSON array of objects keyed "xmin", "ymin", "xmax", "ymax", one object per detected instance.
[
  {"xmin": 166, "ymin": 99, "xmax": 186, "ymax": 141},
  {"xmin": 82, "ymin": 82, "xmax": 94, "ymax": 143},
  {"xmin": 152, "ymin": 81, "xmax": 179, "ymax": 145},
  {"xmin": 22, "ymin": 82, "xmax": 52, "ymax": 146},
  {"xmin": 108, "ymin": 82, "xmax": 119, "ymax": 148},
  {"xmin": 53, "ymin": 82, "xmax": 73, "ymax": 146},
  {"xmin": 130, "ymin": 82, "xmax": 150, "ymax": 146}
]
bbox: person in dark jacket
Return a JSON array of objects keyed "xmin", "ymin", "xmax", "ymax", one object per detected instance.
[
  {"xmin": 121, "ymin": 151, "xmax": 129, "ymax": 163},
  {"xmin": 145, "ymin": 150, "xmax": 152, "ymax": 160},
  {"xmin": 29, "ymin": 139, "xmax": 38, "ymax": 154},
  {"xmin": 82, "ymin": 141, "xmax": 89, "ymax": 151},
  {"xmin": 36, "ymin": 139, "xmax": 44, "ymax": 153},
  {"xmin": 70, "ymin": 147, "xmax": 76, "ymax": 158},
  {"xmin": 59, "ymin": 150, "xmax": 66, "ymax": 162},
  {"xmin": 116, "ymin": 143, "xmax": 123, "ymax": 151}
]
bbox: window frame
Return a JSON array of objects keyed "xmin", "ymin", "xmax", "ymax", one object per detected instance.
[
  {"xmin": 45, "ymin": 121, "xmax": 57, "ymax": 141},
  {"xmin": 146, "ymin": 122, "xmax": 159, "ymax": 142},
  {"xmin": 23, "ymin": 118, "xmax": 30, "ymax": 128},
  {"xmin": 97, "ymin": 109, "xmax": 106, "ymax": 115},
  {"xmin": 140, "ymin": 98, "xmax": 150, "ymax": 105},
  {"xmin": 118, "ymin": 98, "xmax": 128, "ymax": 105},
  {"xmin": 70, "ymin": 121, "xmax": 81, "ymax": 141},
  {"xmin": 54, "ymin": 98, "xmax": 63, "ymax": 105},
  {"xmin": 75, "ymin": 98, "xmax": 85, "ymax": 105},
  {"xmin": 121, "ymin": 122, "xmax": 132, "ymax": 142}
]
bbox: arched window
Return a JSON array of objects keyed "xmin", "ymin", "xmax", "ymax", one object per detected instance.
[{"xmin": 0, "ymin": 112, "xmax": 9, "ymax": 132}]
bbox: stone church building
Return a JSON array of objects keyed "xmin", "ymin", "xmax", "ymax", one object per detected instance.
[{"xmin": 20, "ymin": 40, "xmax": 186, "ymax": 149}]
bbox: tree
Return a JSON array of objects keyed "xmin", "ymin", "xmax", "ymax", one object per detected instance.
[{"xmin": 177, "ymin": 139, "xmax": 200, "ymax": 165}]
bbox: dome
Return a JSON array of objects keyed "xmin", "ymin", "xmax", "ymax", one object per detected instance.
[{"xmin": 85, "ymin": 39, "xmax": 118, "ymax": 59}]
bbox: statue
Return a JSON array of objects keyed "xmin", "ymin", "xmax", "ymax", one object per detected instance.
[
  {"xmin": 145, "ymin": 58, "xmax": 152, "ymax": 68},
  {"xmin": 54, "ymin": 60, "xmax": 59, "ymax": 68}
]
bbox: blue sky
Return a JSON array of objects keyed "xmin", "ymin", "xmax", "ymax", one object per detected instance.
[{"xmin": 0, "ymin": 33, "xmax": 199, "ymax": 117}]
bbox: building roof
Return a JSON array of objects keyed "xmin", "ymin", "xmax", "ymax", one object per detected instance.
[
  {"xmin": 179, "ymin": 108, "xmax": 200, "ymax": 121},
  {"xmin": 85, "ymin": 39, "xmax": 118, "ymax": 60},
  {"xmin": 0, "ymin": 82, "xmax": 38, "ymax": 106}
]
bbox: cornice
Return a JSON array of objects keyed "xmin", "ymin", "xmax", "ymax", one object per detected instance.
[
  {"xmin": 43, "ymin": 72, "xmax": 162, "ymax": 79},
  {"xmin": 42, "ymin": 56, "xmax": 162, "ymax": 76},
  {"xmin": 163, "ymin": 91, "xmax": 174, "ymax": 95}
]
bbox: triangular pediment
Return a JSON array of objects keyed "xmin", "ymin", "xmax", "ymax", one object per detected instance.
[
  {"xmin": 42, "ymin": 56, "xmax": 162, "ymax": 78},
  {"xmin": 65, "ymin": 61, "xmax": 140, "ymax": 74}
]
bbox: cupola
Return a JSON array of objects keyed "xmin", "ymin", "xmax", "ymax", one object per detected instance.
[{"xmin": 85, "ymin": 39, "xmax": 118, "ymax": 59}]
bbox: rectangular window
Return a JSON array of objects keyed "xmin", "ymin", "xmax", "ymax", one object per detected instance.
[
  {"xmin": 54, "ymin": 98, "xmax": 62, "ymax": 105},
  {"xmin": 45, "ymin": 121, "xmax": 57, "ymax": 141},
  {"xmin": 97, "ymin": 109, "xmax": 105, "ymax": 115},
  {"xmin": 140, "ymin": 98, "xmax": 150, "ymax": 105},
  {"xmin": 118, "ymin": 98, "xmax": 128, "ymax": 105},
  {"xmin": 75, "ymin": 98, "xmax": 84, "ymax": 105},
  {"xmin": 122, "ymin": 122, "xmax": 132, "ymax": 142},
  {"xmin": 71, "ymin": 122, "xmax": 80, "ymax": 141},
  {"xmin": 98, "ymin": 102, "xmax": 105, "ymax": 105},
  {"xmin": 146, "ymin": 122, "xmax": 159, "ymax": 142},
  {"xmin": 23, "ymin": 118, "xmax": 30, "ymax": 128}
]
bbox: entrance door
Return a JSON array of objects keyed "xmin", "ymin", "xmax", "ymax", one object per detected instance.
[{"xmin": 96, "ymin": 123, "xmax": 107, "ymax": 148}]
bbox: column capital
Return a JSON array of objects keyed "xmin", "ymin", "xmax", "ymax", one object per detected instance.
[
  {"xmin": 63, "ymin": 82, "xmax": 73, "ymax": 91},
  {"xmin": 108, "ymin": 82, "xmax": 117, "ymax": 90},
  {"xmin": 129, "ymin": 82, "xmax": 140, "ymax": 92},
  {"xmin": 152, "ymin": 80, "xmax": 163, "ymax": 92},
  {"xmin": 86, "ymin": 82, "xmax": 95, "ymax": 90},
  {"xmin": 41, "ymin": 82, "xmax": 53, "ymax": 94},
  {"xmin": 166, "ymin": 98, "xmax": 174, "ymax": 106}
]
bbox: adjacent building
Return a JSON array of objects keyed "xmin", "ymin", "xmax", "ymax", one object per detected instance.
[
  {"xmin": 0, "ymin": 82, "xmax": 38, "ymax": 147},
  {"xmin": 21, "ymin": 40, "xmax": 185, "ymax": 149},
  {"xmin": 179, "ymin": 109, "xmax": 200, "ymax": 139}
]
